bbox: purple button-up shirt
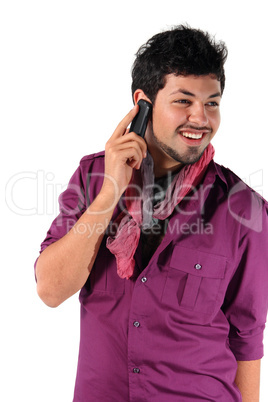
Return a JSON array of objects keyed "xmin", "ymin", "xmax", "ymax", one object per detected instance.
[{"xmin": 36, "ymin": 151, "xmax": 268, "ymax": 402}]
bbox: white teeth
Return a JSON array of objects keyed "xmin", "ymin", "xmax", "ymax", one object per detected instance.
[{"xmin": 181, "ymin": 132, "xmax": 203, "ymax": 139}]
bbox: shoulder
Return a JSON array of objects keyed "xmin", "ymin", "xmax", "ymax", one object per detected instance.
[
  {"xmin": 215, "ymin": 162, "xmax": 266, "ymax": 202},
  {"xmin": 214, "ymin": 162, "xmax": 253, "ymax": 189},
  {"xmin": 78, "ymin": 151, "xmax": 105, "ymax": 175},
  {"xmin": 79, "ymin": 150, "xmax": 105, "ymax": 166},
  {"xmin": 64, "ymin": 151, "xmax": 105, "ymax": 194},
  {"xmin": 214, "ymin": 162, "xmax": 268, "ymax": 232}
]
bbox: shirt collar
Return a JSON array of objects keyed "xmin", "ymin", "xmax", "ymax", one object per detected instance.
[{"xmin": 207, "ymin": 160, "xmax": 228, "ymax": 190}]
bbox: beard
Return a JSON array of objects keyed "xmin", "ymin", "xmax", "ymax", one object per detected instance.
[{"xmin": 150, "ymin": 127, "xmax": 207, "ymax": 165}]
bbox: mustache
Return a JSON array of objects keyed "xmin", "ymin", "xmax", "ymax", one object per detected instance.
[{"xmin": 176, "ymin": 124, "xmax": 213, "ymax": 133}]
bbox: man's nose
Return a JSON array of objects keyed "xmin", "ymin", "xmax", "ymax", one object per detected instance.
[{"xmin": 187, "ymin": 103, "xmax": 208, "ymax": 126}]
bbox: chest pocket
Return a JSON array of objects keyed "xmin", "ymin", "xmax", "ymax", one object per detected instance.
[
  {"xmin": 162, "ymin": 245, "xmax": 227, "ymax": 316},
  {"xmin": 89, "ymin": 241, "xmax": 125, "ymax": 294}
]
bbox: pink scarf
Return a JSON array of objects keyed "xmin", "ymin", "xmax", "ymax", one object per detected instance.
[{"xmin": 106, "ymin": 144, "xmax": 215, "ymax": 279}]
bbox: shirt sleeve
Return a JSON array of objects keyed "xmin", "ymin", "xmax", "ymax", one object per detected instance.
[
  {"xmin": 222, "ymin": 199, "xmax": 268, "ymax": 361},
  {"xmin": 33, "ymin": 162, "xmax": 87, "ymax": 279},
  {"xmin": 39, "ymin": 164, "xmax": 87, "ymax": 254},
  {"xmin": 34, "ymin": 152, "xmax": 106, "ymax": 278}
]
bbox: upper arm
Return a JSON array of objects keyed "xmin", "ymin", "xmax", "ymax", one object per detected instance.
[{"xmin": 222, "ymin": 201, "xmax": 268, "ymax": 361}]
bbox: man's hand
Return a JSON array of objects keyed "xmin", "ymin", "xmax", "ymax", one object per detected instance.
[{"xmin": 102, "ymin": 105, "xmax": 147, "ymax": 199}]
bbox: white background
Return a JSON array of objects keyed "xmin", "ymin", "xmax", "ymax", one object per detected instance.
[{"xmin": 1, "ymin": 0, "xmax": 268, "ymax": 401}]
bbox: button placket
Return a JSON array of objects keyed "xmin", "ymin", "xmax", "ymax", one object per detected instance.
[{"xmin": 128, "ymin": 272, "xmax": 150, "ymax": 400}]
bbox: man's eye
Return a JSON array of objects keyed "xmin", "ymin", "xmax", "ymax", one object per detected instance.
[
  {"xmin": 174, "ymin": 99, "xmax": 191, "ymax": 104},
  {"xmin": 206, "ymin": 101, "xmax": 219, "ymax": 107}
]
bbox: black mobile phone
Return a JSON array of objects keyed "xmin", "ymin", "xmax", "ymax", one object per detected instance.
[{"xmin": 129, "ymin": 99, "xmax": 152, "ymax": 138}]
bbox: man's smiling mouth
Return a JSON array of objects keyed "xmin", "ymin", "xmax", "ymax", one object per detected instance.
[{"xmin": 181, "ymin": 132, "xmax": 203, "ymax": 139}]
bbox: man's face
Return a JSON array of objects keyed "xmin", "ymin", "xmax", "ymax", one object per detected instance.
[{"xmin": 145, "ymin": 74, "xmax": 221, "ymax": 175}]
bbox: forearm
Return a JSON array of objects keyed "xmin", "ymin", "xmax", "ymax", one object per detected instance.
[
  {"xmin": 235, "ymin": 360, "xmax": 260, "ymax": 402},
  {"xmin": 36, "ymin": 190, "xmax": 117, "ymax": 307}
]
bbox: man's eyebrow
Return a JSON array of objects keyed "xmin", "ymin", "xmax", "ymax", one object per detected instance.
[
  {"xmin": 170, "ymin": 89, "xmax": 222, "ymax": 98},
  {"xmin": 170, "ymin": 89, "xmax": 194, "ymax": 96},
  {"xmin": 208, "ymin": 92, "xmax": 221, "ymax": 98}
]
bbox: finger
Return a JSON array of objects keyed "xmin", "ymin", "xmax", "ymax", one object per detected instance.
[
  {"xmin": 110, "ymin": 104, "xmax": 139, "ymax": 140},
  {"xmin": 115, "ymin": 131, "xmax": 147, "ymax": 158},
  {"xmin": 108, "ymin": 140, "xmax": 144, "ymax": 165},
  {"xmin": 109, "ymin": 137, "xmax": 145, "ymax": 171}
]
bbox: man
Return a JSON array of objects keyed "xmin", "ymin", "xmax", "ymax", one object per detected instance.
[{"xmin": 35, "ymin": 25, "xmax": 268, "ymax": 401}]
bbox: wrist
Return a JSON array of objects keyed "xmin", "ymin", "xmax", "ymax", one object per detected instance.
[{"xmin": 89, "ymin": 187, "xmax": 121, "ymax": 216}]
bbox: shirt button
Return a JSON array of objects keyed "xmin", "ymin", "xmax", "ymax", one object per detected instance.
[
  {"xmin": 133, "ymin": 321, "xmax": 140, "ymax": 328},
  {"xmin": 194, "ymin": 263, "xmax": 202, "ymax": 270},
  {"xmin": 133, "ymin": 368, "xmax": 140, "ymax": 374},
  {"xmin": 141, "ymin": 277, "xmax": 147, "ymax": 283}
]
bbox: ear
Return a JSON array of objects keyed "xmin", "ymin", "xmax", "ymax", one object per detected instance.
[{"xmin": 133, "ymin": 89, "xmax": 152, "ymax": 105}]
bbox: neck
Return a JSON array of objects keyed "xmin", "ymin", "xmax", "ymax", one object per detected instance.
[
  {"xmin": 147, "ymin": 143, "xmax": 184, "ymax": 178},
  {"xmin": 154, "ymin": 163, "xmax": 184, "ymax": 179}
]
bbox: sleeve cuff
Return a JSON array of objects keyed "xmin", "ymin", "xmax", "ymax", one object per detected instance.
[{"xmin": 229, "ymin": 327, "xmax": 265, "ymax": 361}]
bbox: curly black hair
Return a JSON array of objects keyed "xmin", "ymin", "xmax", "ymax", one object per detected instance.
[{"xmin": 131, "ymin": 25, "xmax": 228, "ymax": 103}]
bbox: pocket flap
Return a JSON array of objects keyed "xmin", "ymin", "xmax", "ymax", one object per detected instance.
[{"xmin": 170, "ymin": 245, "xmax": 226, "ymax": 279}]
